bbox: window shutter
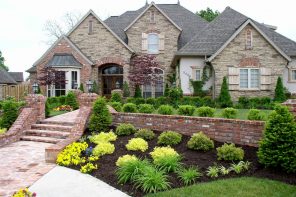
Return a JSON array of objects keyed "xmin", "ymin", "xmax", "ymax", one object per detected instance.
[
  {"xmin": 228, "ymin": 67, "xmax": 239, "ymax": 90},
  {"xmin": 142, "ymin": 33, "xmax": 148, "ymax": 51},
  {"xmin": 159, "ymin": 33, "xmax": 165, "ymax": 51},
  {"xmin": 260, "ymin": 67, "xmax": 271, "ymax": 90}
]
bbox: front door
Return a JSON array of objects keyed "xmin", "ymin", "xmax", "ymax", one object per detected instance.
[{"xmin": 101, "ymin": 64, "xmax": 124, "ymax": 97}]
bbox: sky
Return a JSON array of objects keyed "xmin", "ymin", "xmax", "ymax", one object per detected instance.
[{"xmin": 0, "ymin": 0, "xmax": 295, "ymax": 80}]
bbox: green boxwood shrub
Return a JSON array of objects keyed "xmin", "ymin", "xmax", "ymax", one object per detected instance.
[
  {"xmin": 0, "ymin": 100, "xmax": 18, "ymax": 129},
  {"xmin": 89, "ymin": 97, "xmax": 112, "ymax": 132},
  {"xmin": 111, "ymin": 92, "xmax": 123, "ymax": 103},
  {"xmin": 79, "ymin": 83, "xmax": 84, "ymax": 92},
  {"xmin": 59, "ymin": 96, "xmax": 67, "ymax": 105},
  {"xmin": 134, "ymin": 85, "xmax": 142, "ymax": 98},
  {"xmin": 168, "ymin": 87, "xmax": 183, "ymax": 106},
  {"xmin": 156, "ymin": 96, "xmax": 168, "ymax": 106},
  {"xmin": 202, "ymin": 96, "xmax": 216, "ymax": 108},
  {"xmin": 178, "ymin": 105, "xmax": 195, "ymax": 116},
  {"xmin": 218, "ymin": 76, "xmax": 233, "ymax": 107},
  {"xmin": 238, "ymin": 96, "xmax": 274, "ymax": 110},
  {"xmin": 196, "ymin": 106, "xmax": 215, "ymax": 117},
  {"xmin": 216, "ymin": 143, "xmax": 244, "ymax": 161},
  {"xmin": 134, "ymin": 129, "xmax": 155, "ymax": 140},
  {"xmin": 146, "ymin": 98, "xmax": 158, "ymax": 107},
  {"xmin": 45, "ymin": 100, "xmax": 50, "ymax": 117},
  {"xmin": 110, "ymin": 102, "xmax": 122, "ymax": 112},
  {"xmin": 115, "ymin": 123, "xmax": 136, "ymax": 136},
  {"xmin": 258, "ymin": 104, "xmax": 296, "ymax": 173},
  {"xmin": 65, "ymin": 91, "xmax": 79, "ymax": 110},
  {"xmin": 274, "ymin": 77, "xmax": 286, "ymax": 102},
  {"xmin": 158, "ymin": 105, "xmax": 174, "ymax": 115},
  {"xmin": 187, "ymin": 132, "xmax": 214, "ymax": 151},
  {"xmin": 138, "ymin": 104, "xmax": 154, "ymax": 114},
  {"xmin": 221, "ymin": 108, "xmax": 238, "ymax": 119},
  {"xmin": 127, "ymin": 97, "xmax": 145, "ymax": 105},
  {"xmin": 122, "ymin": 103, "xmax": 137, "ymax": 113},
  {"xmin": 247, "ymin": 109, "xmax": 265, "ymax": 121},
  {"xmin": 157, "ymin": 131, "xmax": 182, "ymax": 146}
]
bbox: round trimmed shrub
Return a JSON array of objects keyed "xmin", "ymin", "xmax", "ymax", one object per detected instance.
[
  {"xmin": 158, "ymin": 105, "xmax": 174, "ymax": 115},
  {"xmin": 110, "ymin": 102, "xmax": 122, "ymax": 112},
  {"xmin": 221, "ymin": 107, "xmax": 238, "ymax": 119},
  {"xmin": 187, "ymin": 132, "xmax": 214, "ymax": 151},
  {"xmin": 134, "ymin": 129, "xmax": 155, "ymax": 140},
  {"xmin": 115, "ymin": 123, "xmax": 136, "ymax": 136},
  {"xmin": 122, "ymin": 103, "xmax": 137, "ymax": 113},
  {"xmin": 89, "ymin": 97, "xmax": 112, "ymax": 132},
  {"xmin": 138, "ymin": 104, "xmax": 154, "ymax": 114},
  {"xmin": 196, "ymin": 106, "xmax": 215, "ymax": 117},
  {"xmin": 65, "ymin": 91, "xmax": 79, "ymax": 110},
  {"xmin": 247, "ymin": 109, "xmax": 265, "ymax": 121},
  {"xmin": 157, "ymin": 131, "xmax": 182, "ymax": 146},
  {"xmin": 0, "ymin": 100, "xmax": 18, "ymax": 129},
  {"xmin": 111, "ymin": 92, "xmax": 123, "ymax": 103},
  {"xmin": 216, "ymin": 143, "xmax": 244, "ymax": 161},
  {"xmin": 178, "ymin": 105, "xmax": 195, "ymax": 116},
  {"xmin": 145, "ymin": 98, "xmax": 157, "ymax": 107},
  {"xmin": 126, "ymin": 138, "xmax": 148, "ymax": 152}
]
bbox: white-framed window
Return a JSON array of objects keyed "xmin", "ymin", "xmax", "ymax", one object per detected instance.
[
  {"xmin": 150, "ymin": 11, "xmax": 155, "ymax": 23},
  {"xmin": 88, "ymin": 20, "xmax": 93, "ymax": 34},
  {"xmin": 148, "ymin": 33, "xmax": 159, "ymax": 54},
  {"xmin": 71, "ymin": 71, "xmax": 78, "ymax": 89},
  {"xmin": 246, "ymin": 29, "xmax": 252, "ymax": 49},
  {"xmin": 292, "ymin": 70, "xmax": 296, "ymax": 81},
  {"xmin": 239, "ymin": 68, "xmax": 260, "ymax": 89},
  {"xmin": 142, "ymin": 68, "xmax": 164, "ymax": 98},
  {"xmin": 191, "ymin": 68, "xmax": 202, "ymax": 81}
]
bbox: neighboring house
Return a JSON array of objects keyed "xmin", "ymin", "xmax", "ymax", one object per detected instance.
[
  {"xmin": 26, "ymin": 2, "xmax": 296, "ymax": 99},
  {"xmin": 8, "ymin": 72, "xmax": 24, "ymax": 84},
  {"xmin": 0, "ymin": 67, "xmax": 24, "ymax": 85}
]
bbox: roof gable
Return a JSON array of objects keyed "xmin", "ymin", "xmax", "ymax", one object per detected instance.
[
  {"xmin": 0, "ymin": 67, "xmax": 17, "ymax": 84},
  {"xmin": 124, "ymin": 3, "xmax": 182, "ymax": 32},
  {"xmin": 67, "ymin": 10, "xmax": 134, "ymax": 53}
]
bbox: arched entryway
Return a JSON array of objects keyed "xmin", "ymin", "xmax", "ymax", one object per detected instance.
[{"xmin": 101, "ymin": 64, "xmax": 123, "ymax": 96}]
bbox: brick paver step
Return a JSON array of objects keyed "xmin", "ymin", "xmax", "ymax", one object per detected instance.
[
  {"xmin": 38, "ymin": 120, "xmax": 75, "ymax": 126},
  {"xmin": 20, "ymin": 136, "xmax": 61, "ymax": 144},
  {"xmin": 31, "ymin": 124, "xmax": 72, "ymax": 132},
  {"xmin": 24, "ymin": 130, "xmax": 70, "ymax": 139}
]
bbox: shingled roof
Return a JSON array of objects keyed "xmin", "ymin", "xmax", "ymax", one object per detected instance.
[
  {"xmin": 0, "ymin": 67, "xmax": 17, "ymax": 84},
  {"xmin": 177, "ymin": 7, "xmax": 296, "ymax": 57},
  {"xmin": 105, "ymin": 3, "xmax": 208, "ymax": 48},
  {"xmin": 8, "ymin": 72, "xmax": 24, "ymax": 82}
]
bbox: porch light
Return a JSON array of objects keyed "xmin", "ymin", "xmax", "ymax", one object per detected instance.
[
  {"xmin": 32, "ymin": 82, "xmax": 39, "ymax": 94},
  {"xmin": 86, "ymin": 80, "xmax": 93, "ymax": 93},
  {"xmin": 73, "ymin": 82, "xmax": 78, "ymax": 89},
  {"xmin": 115, "ymin": 81, "xmax": 120, "ymax": 89}
]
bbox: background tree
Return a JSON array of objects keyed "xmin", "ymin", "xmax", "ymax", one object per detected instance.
[
  {"xmin": 197, "ymin": 7, "xmax": 220, "ymax": 22},
  {"xmin": 0, "ymin": 51, "xmax": 9, "ymax": 71},
  {"xmin": 128, "ymin": 54, "xmax": 162, "ymax": 97},
  {"xmin": 43, "ymin": 12, "xmax": 81, "ymax": 44}
]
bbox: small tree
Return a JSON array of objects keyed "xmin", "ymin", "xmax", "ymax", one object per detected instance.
[
  {"xmin": 196, "ymin": 7, "xmax": 220, "ymax": 22},
  {"xmin": 0, "ymin": 51, "xmax": 9, "ymax": 71},
  {"xmin": 79, "ymin": 83, "xmax": 84, "ymax": 93},
  {"xmin": 0, "ymin": 100, "xmax": 18, "ymax": 129},
  {"xmin": 164, "ymin": 84, "xmax": 170, "ymax": 97},
  {"xmin": 89, "ymin": 97, "xmax": 112, "ymax": 132},
  {"xmin": 123, "ymin": 81, "xmax": 130, "ymax": 97},
  {"xmin": 258, "ymin": 104, "xmax": 296, "ymax": 173},
  {"xmin": 45, "ymin": 99, "xmax": 50, "ymax": 117},
  {"xmin": 111, "ymin": 92, "xmax": 123, "ymax": 103},
  {"xmin": 218, "ymin": 76, "xmax": 232, "ymax": 107},
  {"xmin": 274, "ymin": 77, "xmax": 286, "ymax": 102},
  {"xmin": 134, "ymin": 86, "xmax": 142, "ymax": 98},
  {"xmin": 65, "ymin": 91, "xmax": 79, "ymax": 110},
  {"xmin": 92, "ymin": 81, "xmax": 99, "ymax": 94}
]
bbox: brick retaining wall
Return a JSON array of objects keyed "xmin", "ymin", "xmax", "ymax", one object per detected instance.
[
  {"xmin": 112, "ymin": 112, "xmax": 265, "ymax": 147},
  {"xmin": 283, "ymin": 99, "xmax": 296, "ymax": 117}
]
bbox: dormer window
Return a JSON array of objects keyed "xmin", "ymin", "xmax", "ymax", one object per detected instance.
[
  {"xmin": 246, "ymin": 29, "xmax": 252, "ymax": 49},
  {"xmin": 88, "ymin": 20, "xmax": 93, "ymax": 34},
  {"xmin": 150, "ymin": 11, "xmax": 155, "ymax": 23}
]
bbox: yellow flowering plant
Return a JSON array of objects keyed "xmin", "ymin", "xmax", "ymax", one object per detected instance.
[
  {"xmin": 126, "ymin": 138, "xmax": 148, "ymax": 152},
  {"xmin": 116, "ymin": 154, "xmax": 138, "ymax": 167},
  {"xmin": 92, "ymin": 142, "xmax": 115, "ymax": 156},
  {"xmin": 89, "ymin": 131, "xmax": 117, "ymax": 144},
  {"xmin": 56, "ymin": 142, "xmax": 88, "ymax": 166},
  {"xmin": 80, "ymin": 162, "xmax": 98, "ymax": 174},
  {"xmin": 13, "ymin": 188, "xmax": 36, "ymax": 197}
]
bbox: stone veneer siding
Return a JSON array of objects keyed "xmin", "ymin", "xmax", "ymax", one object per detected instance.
[
  {"xmin": 68, "ymin": 14, "xmax": 133, "ymax": 95},
  {"xmin": 126, "ymin": 6, "xmax": 181, "ymax": 80},
  {"xmin": 211, "ymin": 24, "xmax": 288, "ymax": 101},
  {"xmin": 112, "ymin": 112, "xmax": 264, "ymax": 147}
]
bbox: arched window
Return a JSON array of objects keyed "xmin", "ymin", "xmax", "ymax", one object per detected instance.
[
  {"xmin": 246, "ymin": 29, "xmax": 252, "ymax": 49},
  {"xmin": 102, "ymin": 65, "xmax": 123, "ymax": 75},
  {"xmin": 143, "ymin": 68, "xmax": 164, "ymax": 98}
]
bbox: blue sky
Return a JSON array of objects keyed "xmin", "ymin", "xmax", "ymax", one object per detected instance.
[{"xmin": 0, "ymin": 0, "xmax": 295, "ymax": 79}]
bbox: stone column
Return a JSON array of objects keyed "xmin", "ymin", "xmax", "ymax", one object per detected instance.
[
  {"xmin": 25, "ymin": 94, "xmax": 46, "ymax": 121},
  {"xmin": 78, "ymin": 93, "xmax": 99, "ymax": 107},
  {"xmin": 283, "ymin": 99, "xmax": 296, "ymax": 117}
]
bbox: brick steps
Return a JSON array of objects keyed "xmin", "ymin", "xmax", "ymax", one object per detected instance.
[
  {"xmin": 39, "ymin": 120, "xmax": 75, "ymax": 126},
  {"xmin": 20, "ymin": 136, "xmax": 62, "ymax": 144},
  {"xmin": 31, "ymin": 124, "xmax": 72, "ymax": 132},
  {"xmin": 24, "ymin": 130, "xmax": 70, "ymax": 139}
]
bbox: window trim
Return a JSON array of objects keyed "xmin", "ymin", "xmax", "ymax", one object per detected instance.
[
  {"xmin": 147, "ymin": 33, "xmax": 159, "ymax": 54},
  {"xmin": 239, "ymin": 68, "xmax": 260, "ymax": 90},
  {"xmin": 291, "ymin": 69, "xmax": 296, "ymax": 82},
  {"xmin": 88, "ymin": 20, "xmax": 93, "ymax": 35},
  {"xmin": 245, "ymin": 29, "xmax": 253, "ymax": 50},
  {"xmin": 191, "ymin": 68, "xmax": 202, "ymax": 81}
]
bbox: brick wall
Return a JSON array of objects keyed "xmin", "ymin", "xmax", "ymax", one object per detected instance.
[
  {"xmin": 78, "ymin": 93, "xmax": 98, "ymax": 107},
  {"xmin": 283, "ymin": 99, "xmax": 296, "ymax": 117},
  {"xmin": 112, "ymin": 112, "xmax": 265, "ymax": 147}
]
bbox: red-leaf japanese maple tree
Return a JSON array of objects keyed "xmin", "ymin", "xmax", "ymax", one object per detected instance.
[{"xmin": 37, "ymin": 66, "xmax": 67, "ymax": 92}]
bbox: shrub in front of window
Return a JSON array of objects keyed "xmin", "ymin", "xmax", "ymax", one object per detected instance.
[
  {"xmin": 138, "ymin": 104, "xmax": 154, "ymax": 114},
  {"xmin": 65, "ymin": 91, "xmax": 79, "ymax": 110},
  {"xmin": 89, "ymin": 97, "xmax": 112, "ymax": 132},
  {"xmin": 123, "ymin": 81, "xmax": 130, "ymax": 97},
  {"xmin": 168, "ymin": 87, "xmax": 183, "ymax": 106},
  {"xmin": 126, "ymin": 138, "xmax": 149, "ymax": 152},
  {"xmin": 187, "ymin": 132, "xmax": 214, "ymax": 151},
  {"xmin": 59, "ymin": 95, "xmax": 67, "ymax": 105},
  {"xmin": 258, "ymin": 104, "xmax": 296, "ymax": 173},
  {"xmin": 134, "ymin": 129, "xmax": 155, "ymax": 140},
  {"xmin": 196, "ymin": 106, "xmax": 215, "ymax": 117},
  {"xmin": 274, "ymin": 76, "xmax": 286, "ymax": 102},
  {"xmin": 202, "ymin": 96, "xmax": 216, "ymax": 108},
  {"xmin": 122, "ymin": 103, "xmax": 137, "ymax": 113},
  {"xmin": 158, "ymin": 105, "xmax": 174, "ymax": 115},
  {"xmin": 145, "ymin": 98, "xmax": 158, "ymax": 107},
  {"xmin": 157, "ymin": 131, "xmax": 182, "ymax": 146},
  {"xmin": 111, "ymin": 92, "xmax": 123, "ymax": 103},
  {"xmin": 156, "ymin": 96, "xmax": 168, "ymax": 106},
  {"xmin": 110, "ymin": 102, "xmax": 122, "ymax": 112},
  {"xmin": 126, "ymin": 97, "xmax": 145, "ymax": 105},
  {"xmin": 247, "ymin": 109, "xmax": 266, "ymax": 121},
  {"xmin": 178, "ymin": 105, "xmax": 196, "ymax": 116},
  {"xmin": 221, "ymin": 107, "xmax": 238, "ymax": 119},
  {"xmin": 115, "ymin": 123, "xmax": 136, "ymax": 136},
  {"xmin": 134, "ymin": 85, "xmax": 142, "ymax": 98},
  {"xmin": 79, "ymin": 83, "xmax": 84, "ymax": 92},
  {"xmin": 218, "ymin": 76, "xmax": 233, "ymax": 107},
  {"xmin": 216, "ymin": 143, "xmax": 244, "ymax": 161}
]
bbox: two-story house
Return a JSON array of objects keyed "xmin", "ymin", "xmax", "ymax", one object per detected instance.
[{"xmin": 26, "ymin": 2, "xmax": 296, "ymax": 99}]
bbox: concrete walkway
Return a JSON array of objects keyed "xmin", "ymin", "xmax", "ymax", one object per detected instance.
[
  {"xmin": 29, "ymin": 166, "xmax": 130, "ymax": 197},
  {"xmin": 45, "ymin": 110, "xmax": 79, "ymax": 123}
]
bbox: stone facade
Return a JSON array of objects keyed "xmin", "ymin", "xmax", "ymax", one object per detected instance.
[
  {"xmin": 111, "ymin": 111, "xmax": 264, "ymax": 147},
  {"xmin": 126, "ymin": 6, "xmax": 181, "ymax": 79},
  {"xmin": 211, "ymin": 24, "xmax": 288, "ymax": 100}
]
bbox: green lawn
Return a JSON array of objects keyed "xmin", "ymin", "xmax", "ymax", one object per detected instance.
[
  {"xmin": 146, "ymin": 177, "xmax": 296, "ymax": 197},
  {"xmin": 48, "ymin": 110, "xmax": 68, "ymax": 117}
]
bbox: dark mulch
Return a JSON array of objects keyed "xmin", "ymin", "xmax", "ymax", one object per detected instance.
[{"xmin": 70, "ymin": 127, "xmax": 296, "ymax": 197}]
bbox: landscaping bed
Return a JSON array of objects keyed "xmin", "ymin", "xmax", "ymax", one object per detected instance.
[{"xmin": 68, "ymin": 127, "xmax": 295, "ymax": 197}]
